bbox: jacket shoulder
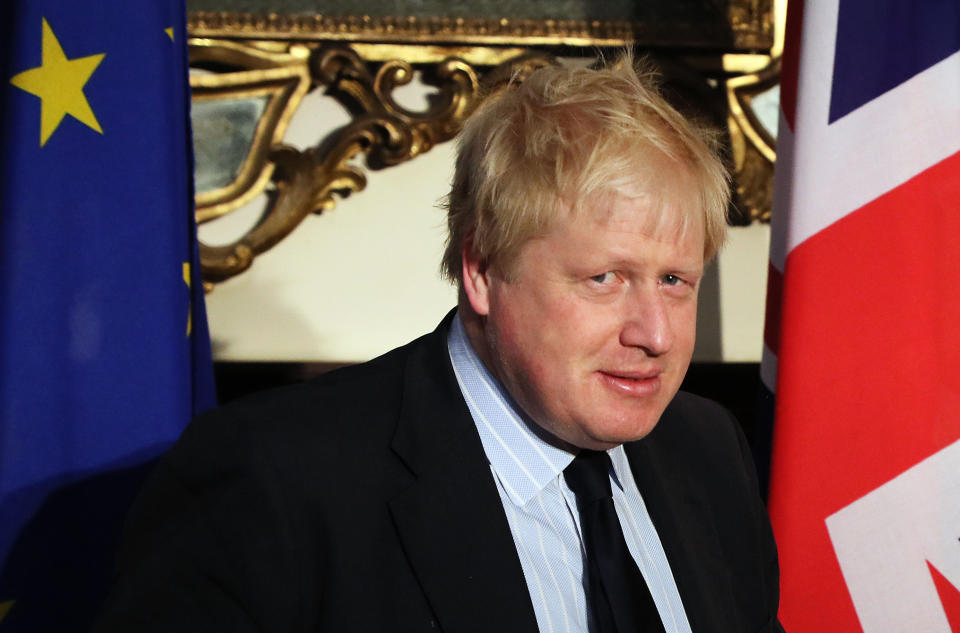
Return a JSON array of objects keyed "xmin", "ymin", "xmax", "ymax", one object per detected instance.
[
  {"xmin": 648, "ymin": 391, "xmax": 746, "ymax": 462},
  {"xmin": 192, "ymin": 326, "xmax": 443, "ymax": 449}
]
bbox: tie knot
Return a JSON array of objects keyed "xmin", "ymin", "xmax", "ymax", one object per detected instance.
[{"xmin": 564, "ymin": 450, "xmax": 613, "ymax": 502}]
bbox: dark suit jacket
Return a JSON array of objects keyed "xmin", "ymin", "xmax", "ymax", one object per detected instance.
[{"xmin": 95, "ymin": 315, "xmax": 783, "ymax": 633}]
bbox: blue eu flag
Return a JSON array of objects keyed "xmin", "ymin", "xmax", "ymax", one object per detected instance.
[{"xmin": 0, "ymin": 1, "xmax": 216, "ymax": 629}]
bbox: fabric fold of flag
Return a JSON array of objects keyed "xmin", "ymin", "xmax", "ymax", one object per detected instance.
[
  {"xmin": 763, "ymin": 0, "xmax": 960, "ymax": 631},
  {"xmin": 0, "ymin": 1, "xmax": 215, "ymax": 630}
]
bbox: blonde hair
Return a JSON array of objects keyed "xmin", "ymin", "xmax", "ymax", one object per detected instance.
[{"xmin": 441, "ymin": 54, "xmax": 729, "ymax": 283}]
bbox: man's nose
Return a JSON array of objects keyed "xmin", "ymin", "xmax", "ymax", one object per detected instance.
[{"xmin": 618, "ymin": 285, "xmax": 673, "ymax": 356}]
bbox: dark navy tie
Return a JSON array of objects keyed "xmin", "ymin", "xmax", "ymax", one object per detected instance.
[{"xmin": 564, "ymin": 450, "xmax": 667, "ymax": 633}]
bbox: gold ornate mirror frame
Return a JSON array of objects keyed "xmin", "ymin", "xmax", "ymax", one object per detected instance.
[{"xmin": 188, "ymin": 0, "xmax": 785, "ymax": 284}]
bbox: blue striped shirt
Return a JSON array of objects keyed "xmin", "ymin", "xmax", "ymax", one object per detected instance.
[{"xmin": 447, "ymin": 314, "xmax": 692, "ymax": 633}]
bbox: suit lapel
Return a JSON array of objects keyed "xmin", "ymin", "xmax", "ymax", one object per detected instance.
[
  {"xmin": 388, "ymin": 318, "xmax": 539, "ymax": 633},
  {"xmin": 625, "ymin": 431, "xmax": 738, "ymax": 633}
]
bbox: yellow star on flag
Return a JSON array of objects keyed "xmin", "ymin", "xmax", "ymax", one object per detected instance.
[
  {"xmin": 9, "ymin": 18, "xmax": 105, "ymax": 147},
  {"xmin": 183, "ymin": 262, "xmax": 192, "ymax": 337}
]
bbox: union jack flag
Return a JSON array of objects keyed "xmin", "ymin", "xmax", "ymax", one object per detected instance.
[{"xmin": 763, "ymin": 0, "xmax": 960, "ymax": 630}]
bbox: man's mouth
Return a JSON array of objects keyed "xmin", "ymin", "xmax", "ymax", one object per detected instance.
[{"xmin": 597, "ymin": 370, "xmax": 662, "ymax": 396}]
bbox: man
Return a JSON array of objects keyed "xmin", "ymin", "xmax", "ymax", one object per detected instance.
[{"xmin": 96, "ymin": 56, "xmax": 783, "ymax": 633}]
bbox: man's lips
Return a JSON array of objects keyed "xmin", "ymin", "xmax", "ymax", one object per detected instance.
[{"xmin": 597, "ymin": 370, "xmax": 662, "ymax": 396}]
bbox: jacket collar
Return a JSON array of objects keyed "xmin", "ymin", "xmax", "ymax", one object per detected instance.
[
  {"xmin": 388, "ymin": 310, "xmax": 539, "ymax": 633},
  {"xmin": 624, "ymin": 402, "xmax": 737, "ymax": 633}
]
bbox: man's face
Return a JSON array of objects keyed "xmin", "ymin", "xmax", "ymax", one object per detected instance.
[{"xmin": 466, "ymin": 187, "xmax": 704, "ymax": 450}]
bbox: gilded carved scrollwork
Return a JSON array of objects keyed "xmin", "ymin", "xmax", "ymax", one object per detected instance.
[
  {"xmin": 190, "ymin": 39, "xmax": 312, "ymax": 223},
  {"xmin": 194, "ymin": 41, "xmax": 553, "ymax": 283},
  {"xmin": 726, "ymin": 58, "xmax": 780, "ymax": 223},
  {"xmin": 190, "ymin": 0, "xmax": 784, "ymax": 284},
  {"xmin": 722, "ymin": 0, "xmax": 785, "ymax": 224},
  {"xmin": 312, "ymin": 48, "xmax": 476, "ymax": 168}
]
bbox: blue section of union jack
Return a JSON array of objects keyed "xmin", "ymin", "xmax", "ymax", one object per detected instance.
[{"xmin": 829, "ymin": 0, "xmax": 960, "ymax": 123}]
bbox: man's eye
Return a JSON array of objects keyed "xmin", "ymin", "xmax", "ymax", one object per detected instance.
[
  {"xmin": 590, "ymin": 272, "xmax": 615, "ymax": 284},
  {"xmin": 662, "ymin": 274, "xmax": 683, "ymax": 286}
]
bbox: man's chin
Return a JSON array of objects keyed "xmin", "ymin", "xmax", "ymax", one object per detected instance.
[{"xmin": 575, "ymin": 415, "xmax": 664, "ymax": 449}]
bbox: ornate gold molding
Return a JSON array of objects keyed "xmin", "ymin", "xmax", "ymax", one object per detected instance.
[
  {"xmin": 723, "ymin": 0, "xmax": 785, "ymax": 223},
  {"xmin": 194, "ymin": 41, "xmax": 553, "ymax": 282},
  {"xmin": 727, "ymin": 58, "xmax": 779, "ymax": 223},
  {"xmin": 190, "ymin": 0, "xmax": 783, "ymax": 283},
  {"xmin": 188, "ymin": 7, "xmax": 772, "ymax": 50},
  {"xmin": 191, "ymin": 39, "xmax": 311, "ymax": 221}
]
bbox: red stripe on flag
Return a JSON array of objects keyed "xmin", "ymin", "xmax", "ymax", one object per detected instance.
[
  {"xmin": 928, "ymin": 561, "xmax": 960, "ymax": 632},
  {"xmin": 779, "ymin": 0, "xmax": 804, "ymax": 131},
  {"xmin": 763, "ymin": 262, "xmax": 783, "ymax": 355},
  {"xmin": 769, "ymin": 149, "xmax": 960, "ymax": 631}
]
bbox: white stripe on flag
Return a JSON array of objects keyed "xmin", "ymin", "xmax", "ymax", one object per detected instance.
[{"xmin": 781, "ymin": 2, "xmax": 960, "ymax": 258}]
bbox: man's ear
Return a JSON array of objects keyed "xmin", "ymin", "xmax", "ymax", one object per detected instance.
[{"xmin": 461, "ymin": 235, "xmax": 491, "ymax": 316}]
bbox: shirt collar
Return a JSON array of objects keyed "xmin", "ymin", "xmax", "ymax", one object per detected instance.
[{"xmin": 447, "ymin": 313, "xmax": 575, "ymax": 505}]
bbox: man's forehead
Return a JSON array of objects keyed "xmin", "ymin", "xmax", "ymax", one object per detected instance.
[{"xmin": 572, "ymin": 177, "xmax": 704, "ymax": 239}]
